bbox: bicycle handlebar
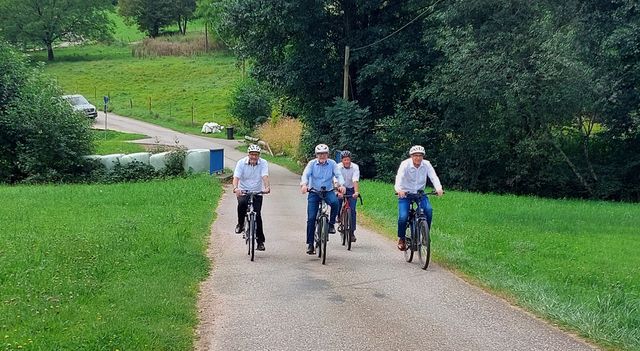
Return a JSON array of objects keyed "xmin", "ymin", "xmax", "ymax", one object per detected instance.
[
  {"xmin": 308, "ymin": 187, "xmax": 339, "ymax": 194},
  {"xmin": 394, "ymin": 190, "xmax": 444, "ymax": 196},
  {"xmin": 240, "ymin": 190, "xmax": 267, "ymax": 196}
]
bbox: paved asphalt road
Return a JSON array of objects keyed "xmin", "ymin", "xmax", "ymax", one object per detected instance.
[{"xmin": 94, "ymin": 113, "xmax": 597, "ymax": 351}]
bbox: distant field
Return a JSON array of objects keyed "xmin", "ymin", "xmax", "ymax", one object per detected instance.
[
  {"xmin": 32, "ymin": 11, "xmax": 241, "ymax": 137},
  {"xmin": 359, "ymin": 180, "xmax": 640, "ymax": 351},
  {"xmin": 0, "ymin": 175, "xmax": 221, "ymax": 350},
  {"xmin": 93, "ymin": 129, "xmax": 147, "ymax": 154}
]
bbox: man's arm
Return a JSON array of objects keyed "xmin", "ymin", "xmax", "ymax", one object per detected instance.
[
  {"xmin": 232, "ymin": 161, "xmax": 243, "ymax": 196},
  {"xmin": 300, "ymin": 160, "xmax": 313, "ymax": 193},
  {"xmin": 353, "ymin": 164, "xmax": 361, "ymax": 197},
  {"xmin": 333, "ymin": 161, "xmax": 346, "ymax": 193},
  {"xmin": 394, "ymin": 160, "xmax": 406, "ymax": 196},
  {"xmin": 426, "ymin": 161, "xmax": 443, "ymax": 196}
]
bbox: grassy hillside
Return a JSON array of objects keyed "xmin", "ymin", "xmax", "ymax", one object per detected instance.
[
  {"xmin": 31, "ymin": 12, "xmax": 241, "ymax": 137},
  {"xmin": 359, "ymin": 180, "xmax": 640, "ymax": 351},
  {"xmin": 0, "ymin": 176, "xmax": 221, "ymax": 350}
]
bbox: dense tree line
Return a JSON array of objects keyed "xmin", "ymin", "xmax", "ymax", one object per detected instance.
[{"xmin": 217, "ymin": 0, "xmax": 640, "ymax": 201}]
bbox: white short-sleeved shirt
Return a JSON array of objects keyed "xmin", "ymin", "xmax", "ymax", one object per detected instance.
[
  {"xmin": 336, "ymin": 162, "xmax": 360, "ymax": 189},
  {"xmin": 233, "ymin": 156, "xmax": 269, "ymax": 192},
  {"xmin": 394, "ymin": 158, "xmax": 442, "ymax": 193}
]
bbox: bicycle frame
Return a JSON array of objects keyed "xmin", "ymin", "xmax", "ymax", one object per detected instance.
[
  {"xmin": 308, "ymin": 187, "xmax": 337, "ymax": 265},
  {"xmin": 241, "ymin": 191, "xmax": 264, "ymax": 261}
]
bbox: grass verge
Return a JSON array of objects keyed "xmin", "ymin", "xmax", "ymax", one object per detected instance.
[
  {"xmin": 92, "ymin": 129, "xmax": 147, "ymax": 154},
  {"xmin": 358, "ymin": 180, "xmax": 640, "ymax": 351},
  {"xmin": 0, "ymin": 175, "xmax": 221, "ymax": 350}
]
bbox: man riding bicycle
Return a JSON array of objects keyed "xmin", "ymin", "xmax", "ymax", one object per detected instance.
[
  {"xmin": 233, "ymin": 144, "xmax": 271, "ymax": 251},
  {"xmin": 300, "ymin": 144, "xmax": 346, "ymax": 255},
  {"xmin": 395, "ymin": 145, "xmax": 444, "ymax": 251},
  {"xmin": 335, "ymin": 150, "xmax": 360, "ymax": 243}
]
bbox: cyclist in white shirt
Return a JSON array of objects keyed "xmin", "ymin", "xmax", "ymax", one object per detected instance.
[
  {"xmin": 335, "ymin": 150, "xmax": 360, "ymax": 242},
  {"xmin": 394, "ymin": 145, "xmax": 443, "ymax": 251},
  {"xmin": 233, "ymin": 144, "xmax": 271, "ymax": 251}
]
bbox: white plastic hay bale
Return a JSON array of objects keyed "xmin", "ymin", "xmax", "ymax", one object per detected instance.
[
  {"xmin": 120, "ymin": 152, "xmax": 151, "ymax": 166},
  {"xmin": 99, "ymin": 154, "xmax": 125, "ymax": 171},
  {"xmin": 184, "ymin": 149, "xmax": 210, "ymax": 173},
  {"xmin": 150, "ymin": 152, "xmax": 172, "ymax": 171}
]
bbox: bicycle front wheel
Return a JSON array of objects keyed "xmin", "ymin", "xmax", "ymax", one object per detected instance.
[
  {"xmin": 404, "ymin": 221, "xmax": 414, "ymax": 263},
  {"xmin": 417, "ymin": 220, "xmax": 431, "ymax": 270},
  {"xmin": 340, "ymin": 208, "xmax": 347, "ymax": 246},
  {"xmin": 344, "ymin": 210, "xmax": 353, "ymax": 251},
  {"xmin": 249, "ymin": 213, "xmax": 256, "ymax": 261},
  {"xmin": 321, "ymin": 216, "xmax": 328, "ymax": 265},
  {"xmin": 315, "ymin": 219, "xmax": 322, "ymax": 258}
]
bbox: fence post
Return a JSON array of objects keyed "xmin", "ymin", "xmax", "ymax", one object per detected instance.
[
  {"xmin": 148, "ymin": 97, "xmax": 152, "ymax": 113},
  {"xmin": 191, "ymin": 102, "xmax": 194, "ymax": 127}
]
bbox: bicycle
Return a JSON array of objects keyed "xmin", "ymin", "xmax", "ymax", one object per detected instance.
[
  {"xmin": 241, "ymin": 191, "xmax": 265, "ymax": 261},
  {"xmin": 308, "ymin": 186, "xmax": 338, "ymax": 265},
  {"xmin": 338, "ymin": 192, "xmax": 363, "ymax": 251},
  {"xmin": 397, "ymin": 190, "xmax": 441, "ymax": 270}
]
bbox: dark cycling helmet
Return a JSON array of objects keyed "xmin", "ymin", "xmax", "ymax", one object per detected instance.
[{"xmin": 340, "ymin": 150, "xmax": 352, "ymax": 159}]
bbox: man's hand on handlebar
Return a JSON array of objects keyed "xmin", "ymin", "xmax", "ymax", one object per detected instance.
[
  {"xmin": 397, "ymin": 191, "xmax": 407, "ymax": 198},
  {"xmin": 301, "ymin": 185, "xmax": 308, "ymax": 194}
]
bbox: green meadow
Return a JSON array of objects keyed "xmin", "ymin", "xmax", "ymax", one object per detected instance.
[{"xmin": 0, "ymin": 176, "xmax": 221, "ymax": 350}]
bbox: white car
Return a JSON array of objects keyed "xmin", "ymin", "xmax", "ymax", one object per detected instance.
[{"xmin": 62, "ymin": 94, "xmax": 98, "ymax": 119}]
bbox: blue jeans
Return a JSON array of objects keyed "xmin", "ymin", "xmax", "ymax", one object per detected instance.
[
  {"xmin": 306, "ymin": 191, "xmax": 339, "ymax": 245},
  {"xmin": 337, "ymin": 187, "xmax": 357, "ymax": 232},
  {"xmin": 397, "ymin": 194, "xmax": 433, "ymax": 238}
]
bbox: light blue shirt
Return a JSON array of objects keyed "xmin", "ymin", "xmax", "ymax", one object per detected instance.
[
  {"xmin": 300, "ymin": 159, "xmax": 345, "ymax": 190},
  {"xmin": 233, "ymin": 156, "xmax": 269, "ymax": 192}
]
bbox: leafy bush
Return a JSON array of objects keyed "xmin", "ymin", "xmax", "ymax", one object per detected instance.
[
  {"xmin": 108, "ymin": 160, "xmax": 157, "ymax": 183},
  {"xmin": 229, "ymin": 78, "xmax": 271, "ymax": 129},
  {"xmin": 0, "ymin": 42, "xmax": 94, "ymax": 184},
  {"xmin": 160, "ymin": 147, "xmax": 187, "ymax": 177}
]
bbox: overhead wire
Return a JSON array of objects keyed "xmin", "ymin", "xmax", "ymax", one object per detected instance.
[{"xmin": 351, "ymin": 0, "xmax": 445, "ymax": 52}]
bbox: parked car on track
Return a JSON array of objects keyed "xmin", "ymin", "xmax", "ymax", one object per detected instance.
[{"xmin": 62, "ymin": 94, "xmax": 98, "ymax": 119}]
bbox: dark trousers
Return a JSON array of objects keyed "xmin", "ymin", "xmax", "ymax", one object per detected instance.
[{"xmin": 237, "ymin": 195, "xmax": 265, "ymax": 243}]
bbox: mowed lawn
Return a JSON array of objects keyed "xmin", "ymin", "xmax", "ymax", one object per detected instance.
[
  {"xmin": 359, "ymin": 180, "xmax": 640, "ymax": 350},
  {"xmin": 0, "ymin": 176, "xmax": 221, "ymax": 350},
  {"xmin": 37, "ymin": 44, "xmax": 241, "ymax": 136},
  {"xmin": 92, "ymin": 129, "xmax": 147, "ymax": 154}
]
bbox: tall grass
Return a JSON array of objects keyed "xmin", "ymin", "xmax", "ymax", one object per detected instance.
[
  {"xmin": 132, "ymin": 34, "xmax": 224, "ymax": 58},
  {"xmin": 359, "ymin": 180, "xmax": 640, "ymax": 351},
  {"xmin": 256, "ymin": 118, "xmax": 302, "ymax": 157},
  {"xmin": 0, "ymin": 176, "xmax": 221, "ymax": 350}
]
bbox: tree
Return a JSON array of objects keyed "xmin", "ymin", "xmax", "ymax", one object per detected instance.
[
  {"xmin": 175, "ymin": 0, "xmax": 197, "ymax": 35},
  {"xmin": 0, "ymin": 0, "xmax": 113, "ymax": 61},
  {"xmin": 0, "ymin": 42, "xmax": 94, "ymax": 183},
  {"xmin": 119, "ymin": 0, "xmax": 175, "ymax": 37}
]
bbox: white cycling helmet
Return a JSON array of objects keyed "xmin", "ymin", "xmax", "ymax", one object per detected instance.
[
  {"xmin": 409, "ymin": 145, "xmax": 425, "ymax": 155},
  {"xmin": 315, "ymin": 144, "xmax": 329, "ymax": 154},
  {"xmin": 248, "ymin": 144, "xmax": 261, "ymax": 153}
]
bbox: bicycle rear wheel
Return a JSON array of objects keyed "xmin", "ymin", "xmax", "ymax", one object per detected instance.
[
  {"xmin": 404, "ymin": 221, "xmax": 414, "ymax": 262},
  {"xmin": 321, "ymin": 216, "xmax": 328, "ymax": 265},
  {"xmin": 344, "ymin": 210, "xmax": 353, "ymax": 251},
  {"xmin": 249, "ymin": 213, "xmax": 256, "ymax": 261},
  {"xmin": 417, "ymin": 220, "xmax": 431, "ymax": 270}
]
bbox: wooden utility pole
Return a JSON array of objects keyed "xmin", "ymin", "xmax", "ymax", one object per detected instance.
[{"xmin": 343, "ymin": 45, "xmax": 350, "ymax": 100}]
